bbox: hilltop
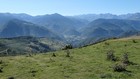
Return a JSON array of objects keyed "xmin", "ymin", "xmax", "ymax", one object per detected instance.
[{"xmin": 0, "ymin": 37, "xmax": 140, "ymax": 79}]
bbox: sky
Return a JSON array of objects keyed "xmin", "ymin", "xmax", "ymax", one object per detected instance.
[{"xmin": 0, "ymin": 0, "xmax": 140, "ymax": 16}]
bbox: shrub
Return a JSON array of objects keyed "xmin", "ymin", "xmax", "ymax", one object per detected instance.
[
  {"xmin": 100, "ymin": 73, "xmax": 112, "ymax": 78},
  {"xmin": 106, "ymin": 50, "xmax": 117, "ymax": 61},
  {"xmin": 113, "ymin": 63, "xmax": 126, "ymax": 72},
  {"xmin": 66, "ymin": 50, "xmax": 70, "ymax": 57},
  {"xmin": 0, "ymin": 69, "xmax": 2, "ymax": 73},
  {"xmin": 0, "ymin": 60, "xmax": 3, "ymax": 64},
  {"xmin": 0, "ymin": 68, "xmax": 3, "ymax": 73},
  {"xmin": 52, "ymin": 53, "xmax": 56, "ymax": 57},
  {"xmin": 8, "ymin": 77, "xmax": 14, "ymax": 79},
  {"xmin": 30, "ymin": 70, "xmax": 37, "ymax": 77},
  {"xmin": 124, "ymin": 44, "xmax": 127, "ymax": 47},
  {"xmin": 104, "ymin": 42, "xmax": 110, "ymax": 45},
  {"xmin": 30, "ymin": 70, "xmax": 37, "ymax": 73},
  {"xmin": 122, "ymin": 53, "xmax": 130, "ymax": 65},
  {"xmin": 132, "ymin": 40, "xmax": 137, "ymax": 43},
  {"xmin": 122, "ymin": 53, "xmax": 135, "ymax": 65}
]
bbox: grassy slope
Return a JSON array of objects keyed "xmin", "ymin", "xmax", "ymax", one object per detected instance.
[
  {"xmin": 0, "ymin": 37, "xmax": 65, "ymax": 56},
  {"xmin": 0, "ymin": 37, "xmax": 140, "ymax": 79}
]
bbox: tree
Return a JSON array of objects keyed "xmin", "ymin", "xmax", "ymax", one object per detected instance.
[{"xmin": 62, "ymin": 44, "xmax": 73, "ymax": 50}]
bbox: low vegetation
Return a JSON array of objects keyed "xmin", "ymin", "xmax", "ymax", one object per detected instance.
[
  {"xmin": 0, "ymin": 37, "xmax": 140, "ymax": 79},
  {"xmin": 0, "ymin": 36, "xmax": 65, "ymax": 56},
  {"xmin": 106, "ymin": 50, "xmax": 117, "ymax": 61},
  {"xmin": 113, "ymin": 63, "xmax": 127, "ymax": 72}
]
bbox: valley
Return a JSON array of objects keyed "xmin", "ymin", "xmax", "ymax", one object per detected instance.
[
  {"xmin": 0, "ymin": 13, "xmax": 140, "ymax": 55},
  {"xmin": 0, "ymin": 0, "xmax": 140, "ymax": 79},
  {"xmin": 1, "ymin": 13, "xmax": 140, "ymax": 48}
]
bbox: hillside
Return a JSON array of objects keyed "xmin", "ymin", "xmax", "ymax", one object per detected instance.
[
  {"xmin": 0, "ymin": 37, "xmax": 140, "ymax": 79},
  {"xmin": 0, "ymin": 19, "xmax": 61, "ymax": 39},
  {"xmin": 81, "ymin": 19, "xmax": 140, "ymax": 37},
  {"xmin": 0, "ymin": 36, "xmax": 65, "ymax": 56},
  {"xmin": 76, "ymin": 19, "xmax": 140, "ymax": 46}
]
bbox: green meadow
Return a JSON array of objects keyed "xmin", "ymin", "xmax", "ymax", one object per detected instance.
[{"xmin": 0, "ymin": 37, "xmax": 140, "ymax": 79}]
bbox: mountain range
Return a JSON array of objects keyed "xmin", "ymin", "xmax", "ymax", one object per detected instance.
[
  {"xmin": 0, "ymin": 12, "xmax": 140, "ymax": 47},
  {"xmin": 73, "ymin": 13, "xmax": 140, "ymax": 21}
]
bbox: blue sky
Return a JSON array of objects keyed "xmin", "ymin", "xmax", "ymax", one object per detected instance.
[{"xmin": 0, "ymin": 0, "xmax": 140, "ymax": 16}]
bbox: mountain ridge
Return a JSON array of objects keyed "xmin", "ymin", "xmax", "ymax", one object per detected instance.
[
  {"xmin": 0, "ymin": 12, "xmax": 140, "ymax": 47},
  {"xmin": 0, "ymin": 19, "xmax": 61, "ymax": 40}
]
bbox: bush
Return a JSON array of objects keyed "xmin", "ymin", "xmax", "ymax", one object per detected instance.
[
  {"xmin": 132, "ymin": 40, "xmax": 137, "ymax": 43},
  {"xmin": 122, "ymin": 53, "xmax": 130, "ymax": 65},
  {"xmin": 100, "ymin": 73, "xmax": 112, "ymax": 78},
  {"xmin": 8, "ymin": 77, "xmax": 14, "ymax": 79},
  {"xmin": 104, "ymin": 42, "xmax": 110, "ymax": 45},
  {"xmin": 124, "ymin": 44, "xmax": 127, "ymax": 47},
  {"xmin": 52, "ymin": 53, "xmax": 56, "ymax": 57},
  {"xmin": 0, "ymin": 60, "xmax": 3, "ymax": 64},
  {"xmin": 106, "ymin": 50, "xmax": 117, "ymax": 61},
  {"xmin": 66, "ymin": 50, "xmax": 70, "ymax": 57},
  {"xmin": 30, "ymin": 70, "xmax": 37, "ymax": 77},
  {"xmin": 0, "ymin": 68, "xmax": 3, "ymax": 73},
  {"xmin": 122, "ymin": 53, "xmax": 135, "ymax": 65},
  {"xmin": 113, "ymin": 63, "xmax": 126, "ymax": 72}
]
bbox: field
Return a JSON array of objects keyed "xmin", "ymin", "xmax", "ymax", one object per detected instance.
[{"xmin": 0, "ymin": 37, "xmax": 140, "ymax": 79}]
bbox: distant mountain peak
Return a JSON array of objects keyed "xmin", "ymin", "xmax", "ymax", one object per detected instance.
[
  {"xmin": 49, "ymin": 13, "xmax": 64, "ymax": 18},
  {"xmin": 52, "ymin": 13, "xmax": 62, "ymax": 16}
]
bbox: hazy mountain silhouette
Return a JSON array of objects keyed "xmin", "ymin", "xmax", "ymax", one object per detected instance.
[
  {"xmin": 0, "ymin": 19, "xmax": 61, "ymax": 40},
  {"xmin": 0, "ymin": 13, "xmax": 140, "ymax": 46}
]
